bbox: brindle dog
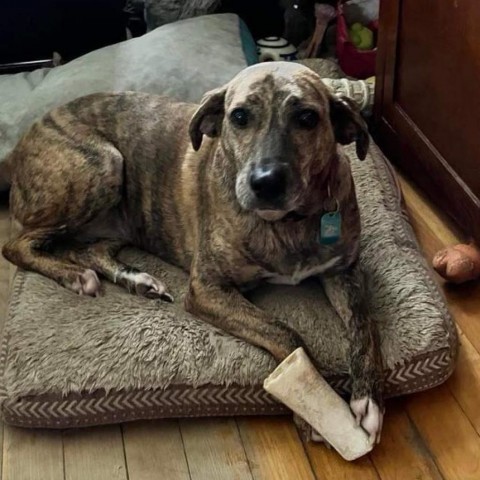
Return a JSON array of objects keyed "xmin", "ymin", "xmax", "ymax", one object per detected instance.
[{"xmin": 3, "ymin": 62, "xmax": 384, "ymax": 442}]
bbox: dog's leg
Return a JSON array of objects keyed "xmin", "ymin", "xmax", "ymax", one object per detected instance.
[
  {"xmin": 60, "ymin": 239, "xmax": 173, "ymax": 301},
  {"xmin": 3, "ymin": 228, "xmax": 101, "ymax": 296},
  {"xmin": 321, "ymin": 262, "xmax": 384, "ymax": 444},
  {"xmin": 186, "ymin": 277, "xmax": 306, "ymax": 362},
  {"xmin": 187, "ymin": 276, "xmax": 334, "ymax": 444}
]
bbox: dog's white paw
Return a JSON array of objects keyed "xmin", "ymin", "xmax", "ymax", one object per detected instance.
[
  {"xmin": 71, "ymin": 269, "xmax": 102, "ymax": 297},
  {"xmin": 350, "ymin": 396, "xmax": 383, "ymax": 444},
  {"xmin": 130, "ymin": 272, "xmax": 173, "ymax": 302}
]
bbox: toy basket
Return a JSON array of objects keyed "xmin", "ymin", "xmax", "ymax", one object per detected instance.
[{"xmin": 336, "ymin": 1, "xmax": 377, "ymax": 79}]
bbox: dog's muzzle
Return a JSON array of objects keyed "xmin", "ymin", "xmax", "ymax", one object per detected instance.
[{"xmin": 249, "ymin": 160, "xmax": 289, "ymax": 204}]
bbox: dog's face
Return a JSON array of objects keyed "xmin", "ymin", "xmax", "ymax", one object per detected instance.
[{"xmin": 189, "ymin": 62, "xmax": 368, "ymax": 221}]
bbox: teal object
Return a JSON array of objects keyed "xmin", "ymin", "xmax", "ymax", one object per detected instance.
[
  {"xmin": 239, "ymin": 18, "xmax": 259, "ymax": 65},
  {"xmin": 319, "ymin": 211, "xmax": 342, "ymax": 245}
]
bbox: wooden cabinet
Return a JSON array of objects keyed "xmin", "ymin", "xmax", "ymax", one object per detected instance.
[{"xmin": 374, "ymin": 0, "xmax": 480, "ymax": 241}]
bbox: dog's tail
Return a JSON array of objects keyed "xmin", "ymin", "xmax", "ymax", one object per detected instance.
[{"xmin": 0, "ymin": 153, "xmax": 13, "ymax": 191}]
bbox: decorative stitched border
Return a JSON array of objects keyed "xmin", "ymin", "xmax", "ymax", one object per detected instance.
[
  {"xmin": 0, "ymin": 144, "xmax": 458, "ymax": 429},
  {"xmin": 1, "ymin": 347, "xmax": 454, "ymax": 428}
]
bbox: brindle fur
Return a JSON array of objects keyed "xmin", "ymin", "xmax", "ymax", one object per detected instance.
[{"xmin": 3, "ymin": 62, "xmax": 384, "ymax": 442}]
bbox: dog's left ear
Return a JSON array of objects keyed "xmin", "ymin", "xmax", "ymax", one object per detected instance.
[
  {"xmin": 189, "ymin": 86, "xmax": 227, "ymax": 151},
  {"xmin": 329, "ymin": 96, "xmax": 369, "ymax": 160}
]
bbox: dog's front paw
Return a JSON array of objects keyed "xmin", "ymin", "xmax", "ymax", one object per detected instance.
[
  {"xmin": 131, "ymin": 272, "xmax": 174, "ymax": 302},
  {"xmin": 350, "ymin": 396, "xmax": 384, "ymax": 444}
]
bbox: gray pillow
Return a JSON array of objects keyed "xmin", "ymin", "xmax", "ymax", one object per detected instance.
[{"xmin": 0, "ymin": 13, "xmax": 255, "ymax": 190}]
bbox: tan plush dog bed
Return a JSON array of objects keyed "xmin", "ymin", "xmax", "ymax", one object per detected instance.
[{"xmin": 0, "ymin": 142, "xmax": 458, "ymax": 428}]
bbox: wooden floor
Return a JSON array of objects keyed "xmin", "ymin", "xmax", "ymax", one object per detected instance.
[{"xmin": 0, "ymin": 175, "xmax": 479, "ymax": 480}]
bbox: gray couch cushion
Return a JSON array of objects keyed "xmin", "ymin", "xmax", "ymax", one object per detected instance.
[{"xmin": 0, "ymin": 13, "xmax": 254, "ymax": 190}]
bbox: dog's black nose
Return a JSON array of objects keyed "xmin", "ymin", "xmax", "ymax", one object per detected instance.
[{"xmin": 250, "ymin": 162, "xmax": 288, "ymax": 201}]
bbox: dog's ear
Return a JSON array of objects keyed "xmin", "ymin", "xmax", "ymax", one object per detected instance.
[
  {"xmin": 189, "ymin": 86, "xmax": 227, "ymax": 151},
  {"xmin": 329, "ymin": 96, "xmax": 369, "ymax": 160}
]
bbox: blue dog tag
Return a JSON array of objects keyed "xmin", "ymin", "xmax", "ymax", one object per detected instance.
[{"xmin": 319, "ymin": 211, "xmax": 342, "ymax": 245}]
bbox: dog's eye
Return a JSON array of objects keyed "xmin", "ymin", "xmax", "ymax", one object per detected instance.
[
  {"xmin": 230, "ymin": 108, "xmax": 250, "ymax": 127},
  {"xmin": 296, "ymin": 109, "xmax": 320, "ymax": 130}
]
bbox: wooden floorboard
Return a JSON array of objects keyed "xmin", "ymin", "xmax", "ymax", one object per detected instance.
[
  {"xmin": 63, "ymin": 425, "xmax": 128, "ymax": 480},
  {"xmin": 304, "ymin": 439, "xmax": 380, "ymax": 480},
  {"xmin": 2, "ymin": 426, "xmax": 64, "ymax": 480},
  {"xmin": 400, "ymin": 174, "xmax": 480, "ymax": 479},
  {"xmin": 237, "ymin": 417, "xmax": 315, "ymax": 480},
  {"xmin": 447, "ymin": 329, "xmax": 480, "ymax": 435},
  {"xmin": 369, "ymin": 400, "xmax": 443, "ymax": 480},
  {"xmin": 399, "ymin": 175, "xmax": 462, "ymax": 248},
  {"xmin": 406, "ymin": 385, "xmax": 480, "ymax": 480},
  {"xmin": 180, "ymin": 418, "xmax": 252, "ymax": 480},
  {"xmin": 123, "ymin": 420, "xmax": 191, "ymax": 480}
]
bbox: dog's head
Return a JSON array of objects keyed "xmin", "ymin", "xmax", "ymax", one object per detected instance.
[{"xmin": 189, "ymin": 62, "xmax": 368, "ymax": 221}]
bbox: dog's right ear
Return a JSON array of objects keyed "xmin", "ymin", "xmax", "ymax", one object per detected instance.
[
  {"xmin": 329, "ymin": 95, "xmax": 369, "ymax": 160},
  {"xmin": 189, "ymin": 86, "xmax": 227, "ymax": 151}
]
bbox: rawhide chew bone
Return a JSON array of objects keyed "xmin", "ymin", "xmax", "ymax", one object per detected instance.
[{"xmin": 263, "ymin": 347, "xmax": 374, "ymax": 461}]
